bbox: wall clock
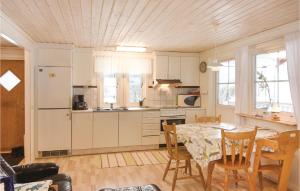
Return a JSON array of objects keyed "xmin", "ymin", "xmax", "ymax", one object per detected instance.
[{"xmin": 199, "ymin": 61, "xmax": 207, "ymax": 73}]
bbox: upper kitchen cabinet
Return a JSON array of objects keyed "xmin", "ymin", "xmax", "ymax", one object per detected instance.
[
  {"xmin": 72, "ymin": 48, "xmax": 96, "ymax": 86},
  {"xmin": 155, "ymin": 55, "xmax": 169, "ymax": 79},
  {"xmin": 180, "ymin": 56, "xmax": 200, "ymax": 86},
  {"xmin": 168, "ymin": 56, "xmax": 181, "ymax": 79},
  {"xmin": 38, "ymin": 47, "xmax": 72, "ymax": 67}
]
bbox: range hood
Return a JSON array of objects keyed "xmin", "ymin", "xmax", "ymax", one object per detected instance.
[{"xmin": 156, "ymin": 79, "xmax": 182, "ymax": 86}]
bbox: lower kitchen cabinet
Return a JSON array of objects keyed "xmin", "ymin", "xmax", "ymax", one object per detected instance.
[
  {"xmin": 119, "ymin": 112, "xmax": 142, "ymax": 146},
  {"xmin": 185, "ymin": 108, "xmax": 206, "ymax": 123},
  {"xmin": 72, "ymin": 112, "xmax": 93, "ymax": 150},
  {"xmin": 93, "ymin": 112, "xmax": 118, "ymax": 148}
]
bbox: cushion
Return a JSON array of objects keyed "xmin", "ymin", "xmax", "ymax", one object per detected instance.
[
  {"xmin": 99, "ymin": 184, "xmax": 161, "ymax": 191},
  {"xmin": 14, "ymin": 180, "xmax": 52, "ymax": 191}
]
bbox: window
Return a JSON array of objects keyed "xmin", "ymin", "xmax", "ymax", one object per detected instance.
[
  {"xmin": 217, "ymin": 60, "xmax": 235, "ymax": 105},
  {"xmin": 255, "ymin": 50, "xmax": 293, "ymax": 112},
  {"xmin": 103, "ymin": 74, "xmax": 117, "ymax": 103},
  {"xmin": 128, "ymin": 74, "xmax": 143, "ymax": 103}
]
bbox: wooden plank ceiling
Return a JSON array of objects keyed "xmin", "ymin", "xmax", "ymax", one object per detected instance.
[{"xmin": 0, "ymin": 0, "xmax": 299, "ymax": 52}]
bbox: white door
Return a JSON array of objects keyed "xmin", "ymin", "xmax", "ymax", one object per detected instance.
[
  {"xmin": 38, "ymin": 109, "xmax": 71, "ymax": 151},
  {"xmin": 119, "ymin": 112, "xmax": 142, "ymax": 146},
  {"xmin": 38, "ymin": 67, "xmax": 71, "ymax": 108},
  {"xmin": 168, "ymin": 56, "xmax": 181, "ymax": 79},
  {"xmin": 93, "ymin": 112, "xmax": 119, "ymax": 148},
  {"xmin": 156, "ymin": 56, "xmax": 169, "ymax": 79},
  {"xmin": 72, "ymin": 112, "xmax": 93, "ymax": 150}
]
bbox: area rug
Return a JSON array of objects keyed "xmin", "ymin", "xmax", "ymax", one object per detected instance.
[{"xmin": 96, "ymin": 150, "xmax": 170, "ymax": 169}]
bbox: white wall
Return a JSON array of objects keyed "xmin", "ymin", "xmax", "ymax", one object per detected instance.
[{"xmin": 0, "ymin": 11, "xmax": 36, "ymax": 163}]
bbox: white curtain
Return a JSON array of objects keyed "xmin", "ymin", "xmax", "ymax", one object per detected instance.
[
  {"xmin": 95, "ymin": 55, "xmax": 152, "ymax": 75},
  {"xmin": 285, "ymin": 32, "xmax": 300, "ymax": 128},
  {"xmin": 235, "ymin": 46, "xmax": 252, "ymax": 124}
]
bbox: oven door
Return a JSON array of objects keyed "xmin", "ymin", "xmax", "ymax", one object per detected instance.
[{"xmin": 160, "ymin": 117, "xmax": 186, "ymax": 132}]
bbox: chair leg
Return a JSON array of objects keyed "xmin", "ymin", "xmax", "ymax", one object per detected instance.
[
  {"xmin": 233, "ymin": 170, "xmax": 238, "ymax": 187},
  {"xmin": 224, "ymin": 169, "xmax": 229, "ymax": 191},
  {"xmin": 278, "ymin": 157, "xmax": 293, "ymax": 191},
  {"xmin": 244, "ymin": 168, "xmax": 253, "ymax": 191},
  {"xmin": 196, "ymin": 163, "xmax": 206, "ymax": 189},
  {"xmin": 184, "ymin": 160, "xmax": 188, "ymax": 174},
  {"xmin": 163, "ymin": 159, "xmax": 171, "ymax": 181},
  {"xmin": 188, "ymin": 160, "xmax": 192, "ymax": 176},
  {"xmin": 172, "ymin": 160, "xmax": 180, "ymax": 191},
  {"xmin": 258, "ymin": 171, "xmax": 263, "ymax": 191},
  {"xmin": 206, "ymin": 161, "xmax": 215, "ymax": 191}
]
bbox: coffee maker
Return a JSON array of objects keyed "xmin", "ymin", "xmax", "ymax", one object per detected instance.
[{"xmin": 73, "ymin": 95, "xmax": 88, "ymax": 110}]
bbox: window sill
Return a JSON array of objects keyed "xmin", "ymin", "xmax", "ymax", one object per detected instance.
[
  {"xmin": 238, "ymin": 113, "xmax": 297, "ymax": 127},
  {"xmin": 216, "ymin": 104, "xmax": 235, "ymax": 109}
]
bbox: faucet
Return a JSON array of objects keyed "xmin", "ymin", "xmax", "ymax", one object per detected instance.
[{"xmin": 110, "ymin": 103, "xmax": 113, "ymax": 110}]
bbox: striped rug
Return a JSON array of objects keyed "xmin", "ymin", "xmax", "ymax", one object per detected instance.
[{"xmin": 96, "ymin": 150, "xmax": 170, "ymax": 169}]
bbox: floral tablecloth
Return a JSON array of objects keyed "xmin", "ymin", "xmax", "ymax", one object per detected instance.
[{"xmin": 176, "ymin": 123, "xmax": 278, "ymax": 168}]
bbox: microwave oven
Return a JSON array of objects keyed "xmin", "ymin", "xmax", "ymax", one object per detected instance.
[{"xmin": 177, "ymin": 94, "xmax": 200, "ymax": 107}]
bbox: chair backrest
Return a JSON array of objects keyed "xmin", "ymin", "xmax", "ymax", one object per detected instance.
[
  {"xmin": 162, "ymin": 122, "xmax": 178, "ymax": 158},
  {"xmin": 221, "ymin": 127, "xmax": 258, "ymax": 167},
  {"xmin": 195, "ymin": 115, "xmax": 221, "ymax": 123},
  {"xmin": 276, "ymin": 130, "xmax": 300, "ymax": 153}
]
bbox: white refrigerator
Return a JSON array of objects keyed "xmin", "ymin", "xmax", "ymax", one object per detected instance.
[{"xmin": 37, "ymin": 66, "xmax": 72, "ymax": 152}]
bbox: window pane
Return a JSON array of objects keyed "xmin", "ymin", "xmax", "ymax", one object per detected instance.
[
  {"xmin": 228, "ymin": 60, "xmax": 235, "ymax": 83},
  {"xmin": 227, "ymin": 84, "xmax": 235, "ymax": 105},
  {"xmin": 278, "ymin": 61, "xmax": 288, "ymax": 80},
  {"xmin": 256, "ymin": 53, "xmax": 277, "ymax": 81},
  {"xmin": 218, "ymin": 84, "xmax": 228, "ymax": 105},
  {"xmin": 103, "ymin": 74, "xmax": 117, "ymax": 103},
  {"xmin": 129, "ymin": 74, "xmax": 142, "ymax": 103},
  {"xmin": 218, "ymin": 65, "xmax": 228, "ymax": 83},
  {"xmin": 278, "ymin": 82, "xmax": 293, "ymax": 112}
]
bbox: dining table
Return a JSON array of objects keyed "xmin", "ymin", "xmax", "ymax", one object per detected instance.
[{"xmin": 176, "ymin": 122, "xmax": 279, "ymax": 168}]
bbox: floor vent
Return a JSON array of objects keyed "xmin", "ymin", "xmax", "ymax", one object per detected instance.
[{"xmin": 39, "ymin": 150, "xmax": 70, "ymax": 158}]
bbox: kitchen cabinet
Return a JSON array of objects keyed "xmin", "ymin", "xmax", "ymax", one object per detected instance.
[
  {"xmin": 155, "ymin": 55, "xmax": 169, "ymax": 79},
  {"xmin": 72, "ymin": 112, "xmax": 93, "ymax": 150},
  {"xmin": 93, "ymin": 112, "xmax": 118, "ymax": 148},
  {"xmin": 38, "ymin": 48, "xmax": 72, "ymax": 67},
  {"xmin": 185, "ymin": 108, "xmax": 206, "ymax": 123},
  {"xmin": 72, "ymin": 48, "xmax": 96, "ymax": 86},
  {"xmin": 180, "ymin": 56, "xmax": 200, "ymax": 86},
  {"xmin": 168, "ymin": 56, "xmax": 181, "ymax": 79},
  {"xmin": 119, "ymin": 112, "xmax": 142, "ymax": 146},
  {"xmin": 38, "ymin": 109, "xmax": 71, "ymax": 151},
  {"xmin": 142, "ymin": 111, "xmax": 160, "ymax": 146}
]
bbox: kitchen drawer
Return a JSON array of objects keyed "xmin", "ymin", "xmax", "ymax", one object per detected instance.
[
  {"xmin": 143, "ymin": 111, "xmax": 160, "ymax": 118},
  {"xmin": 142, "ymin": 136, "xmax": 160, "ymax": 145},
  {"xmin": 143, "ymin": 124, "xmax": 160, "ymax": 130},
  {"xmin": 142, "ymin": 117, "xmax": 160, "ymax": 124},
  {"xmin": 142, "ymin": 129, "xmax": 160, "ymax": 136}
]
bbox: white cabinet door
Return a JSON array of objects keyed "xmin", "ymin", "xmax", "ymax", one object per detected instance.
[
  {"xmin": 156, "ymin": 55, "xmax": 169, "ymax": 79},
  {"xmin": 180, "ymin": 56, "xmax": 200, "ymax": 86},
  {"xmin": 185, "ymin": 108, "xmax": 206, "ymax": 123},
  {"xmin": 93, "ymin": 112, "xmax": 118, "ymax": 148},
  {"xmin": 72, "ymin": 112, "xmax": 93, "ymax": 150},
  {"xmin": 119, "ymin": 112, "xmax": 142, "ymax": 146},
  {"xmin": 168, "ymin": 56, "xmax": 181, "ymax": 79},
  {"xmin": 38, "ymin": 109, "xmax": 71, "ymax": 151},
  {"xmin": 38, "ymin": 48, "xmax": 72, "ymax": 67},
  {"xmin": 72, "ymin": 48, "xmax": 95, "ymax": 86},
  {"xmin": 38, "ymin": 67, "xmax": 71, "ymax": 108}
]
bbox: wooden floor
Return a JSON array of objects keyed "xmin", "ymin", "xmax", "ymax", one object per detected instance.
[{"xmin": 35, "ymin": 154, "xmax": 279, "ymax": 191}]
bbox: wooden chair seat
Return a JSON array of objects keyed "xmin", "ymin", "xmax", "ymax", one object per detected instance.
[{"xmin": 169, "ymin": 147, "xmax": 192, "ymax": 160}]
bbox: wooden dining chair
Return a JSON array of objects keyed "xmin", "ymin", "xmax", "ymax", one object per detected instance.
[
  {"xmin": 206, "ymin": 127, "xmax": 258, "ymax": 191},
  {"xmin": 252, "ymin": 130, "xmax": 300, "ymax": 191},
  {"xmin": 195, "ymin": 115, "xmax": 221, "ymax": 123},
  {"xmin": 162, "ymin": 122, "xmax": 206, "ymax": 191}
]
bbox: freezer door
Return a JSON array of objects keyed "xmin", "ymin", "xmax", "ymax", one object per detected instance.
[
  {"xmin": 38, "ymin": 109, "xmax": 71, "ymax": 151},
  {"xmin": 38, "ymin": 67, "xmax": 71, "ymax": 108}
]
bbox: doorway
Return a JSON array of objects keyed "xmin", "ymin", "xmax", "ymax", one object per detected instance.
[{"xmin": 0, "ymin": 36, "xmax": 25, "ymax": 165}]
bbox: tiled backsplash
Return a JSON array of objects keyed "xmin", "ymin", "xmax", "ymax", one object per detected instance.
[{"xmin": 73, "ymin": 86, "xmax": 197, "ymax": 109}]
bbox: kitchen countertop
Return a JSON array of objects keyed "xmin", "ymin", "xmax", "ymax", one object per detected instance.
[{"xmin": 72, "ymin": 106, "xmax": 205, "ymax": 113}]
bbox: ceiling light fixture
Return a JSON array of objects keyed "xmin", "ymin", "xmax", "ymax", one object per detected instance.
[
  {"xmin": 116, "ymin": 46, "xmax": 146, "ymax": 52},
  {"xmin": 0, "ymin": 33, "xmax": 18, "ymax": 45}
]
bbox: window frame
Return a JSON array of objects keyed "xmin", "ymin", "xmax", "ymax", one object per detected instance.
[
  {"xmin": 253, "ymin": 49, "xmax": 293, "ymax": 113},
  {"xmin": 216, "ymin": 59, "xmax": 236, "ymax": 107}
]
